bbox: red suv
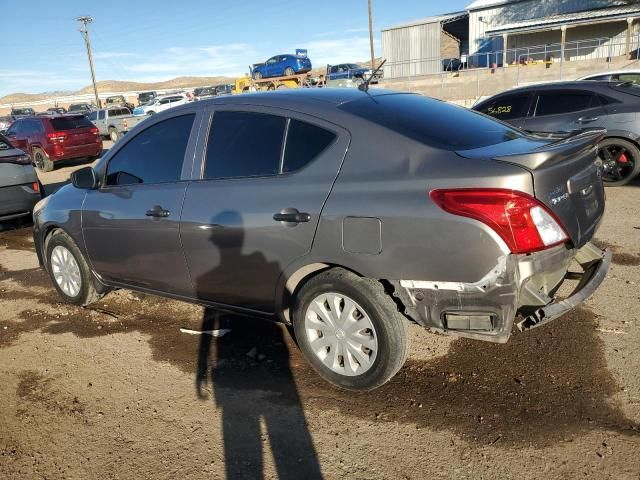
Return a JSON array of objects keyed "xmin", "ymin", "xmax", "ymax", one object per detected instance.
[{"xmin": 5, "ymin": 115, "xmax": 103, "ymax": 172}]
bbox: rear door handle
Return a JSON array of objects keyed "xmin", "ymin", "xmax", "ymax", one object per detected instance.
[
  {"xmin": 578, "ymin": 117, "xmax": 598, "ymax": 123},
  {"xmin": 146, "ymin": 205, "xmax": 170, "ymax": 218},
  {"xmin": 273, "ymin": 209, "xmax": 311, "ymax": 224}
]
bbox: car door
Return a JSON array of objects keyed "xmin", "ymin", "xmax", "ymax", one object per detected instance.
[
  {"xmin": 474, "ymin": 92, "xmax": 532, "ymax": 129},
  {"xmin": 82, "ymin": 111, "xmax": 200, "ymax": 295},
  {"xmin": 523, "ymin": 89, "xmax": 605, "ymax": 134},
  {"xmin": 5, "ymin": 121, "xmax": 27, "ymax": 151},
  {"xmin": 180, "ymin": 107, "xmax": 349, "ymax": 312},
  {"xmin": 265, "ymin": 56, "xmax": 278, "ymax": 77}
]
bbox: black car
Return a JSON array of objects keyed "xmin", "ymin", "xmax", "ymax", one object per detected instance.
[
  {"xmin": 10, "ymin": 107, "xmax": 35, "ymax": 120},
  {"xmin": 474, "ymin": 81, "xmax": 640, "ymax": 186},
  {"xmin": 193, "ymin": 86, "xmax": 216, "ymax": 99},
  {"xmin": 68, "ymin": 103, "xmax": 94, "ymax": 115},
  {"xmin": 214, "ymin": 84, "xmax": 233, "ymax": 96},
  {"xmin": 137, "ymin": 91, "xmax": 157, "ymax": 106}
]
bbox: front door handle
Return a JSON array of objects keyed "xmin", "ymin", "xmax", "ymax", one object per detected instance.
[
  {"xmin": 273, "ymin": 209, "xmax": 311, "ymax": 224},
  {"xmin": 578, "ymin": 116, "xmax": 599, "ymax": 123},
  {"xmin": 146, "ymin": 205, "xmax": 170, "ymax": 218}
]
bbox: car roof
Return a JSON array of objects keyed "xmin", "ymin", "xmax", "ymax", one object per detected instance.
[
  {"xmin": 579, "ymin": 70, "xmax": 640, "ymax": 78},
  {"xmin": 488, "ymin": 80, "xmax": 615, "ymax": 95},
  {"xmin": 198, "ymin": 87, "xmax": 396, "ymax": 106}
]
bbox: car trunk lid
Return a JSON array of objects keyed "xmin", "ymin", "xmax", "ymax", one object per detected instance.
[{"xmin": 457, "ymin": 129, "xmax": 606, "ymax": 249}]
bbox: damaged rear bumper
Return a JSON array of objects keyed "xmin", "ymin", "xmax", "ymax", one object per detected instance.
[{"xmin": 391, "ymin": 242, "xmax": 610, "ymax": 343}]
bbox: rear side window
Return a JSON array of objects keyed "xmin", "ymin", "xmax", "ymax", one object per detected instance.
[
  {"xmin": 617, "ymin": 73, "xmax": 640, "ymax": 84},
  {"xmin": 105, "ymin": 114, "xmax": 194, "ymax": 186},
  {"xmin": 50, "ymin": 116, "xmax": 94, "ymax": 130},
  {"xmin": 340, "ymin": 94, "xmax": 522, "ymax": 150},
  {"xmin": 283, "ymin": 120, "xmax": 336, "ymax": 173},
  {"xmin": 534, "ymin": 92, "xmax": 594, "ymax": 117},
  {"xmin": 476, "ymin": 93, "xmax": 530, "ymax": 120},
  {"xmin": 204, "ymin": 111, "xmax": 286, "ymax": 179}
]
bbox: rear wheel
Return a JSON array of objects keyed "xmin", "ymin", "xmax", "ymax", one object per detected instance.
[
  {"xmin": 147, "ymin": 111, "xmax": 155, "ymax": 115},
  {"xmin": 284, "ymin": 67, "xmax": 295, "ymax": 76},
  {"xmin": 33, "ymin": 147, "xmax": 54, "ymax": 172},
  {"xmin": 45, "ymin": 230, "xmax": 103, "ymax": 306},
  {"xmin": 292, "ymin": 268, "xmax": 408, "ymax": 391},
  {"xmin": 109, "ymin": 127, "xmax": 120, "ymax": 142},
  {"xmin": 598, "ymin": 138, "xmax": 640, "ymax": 186}
]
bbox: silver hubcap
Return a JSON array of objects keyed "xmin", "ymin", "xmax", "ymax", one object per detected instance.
[
  {"xmin": 304, "ymin": 292, "xmax": 378, "ymax": 376},
  {"xmin": 50, "ymin": 246, "xmax": 82, "ymax": 297}
]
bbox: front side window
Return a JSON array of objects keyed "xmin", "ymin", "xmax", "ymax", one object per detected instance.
[
  {"xmin": 88, "ymin": 111, "xmax": 98, "ymax": 121},
  {"xmin": 105, "ymin": 114, "xmax": 194, "ymax": 186},
  {"xmin": 204, "ymin": 111, "xmax": 286, "ymax": 179},
  {"xmin": 534, "ymin": 91, "xmax": 594, "ymax": 117},
  {"xmin": 477, "ymin": 94, "xmax": 530, "ymax": 120}
]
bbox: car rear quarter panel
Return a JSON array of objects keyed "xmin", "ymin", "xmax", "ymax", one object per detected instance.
[{"xmin": 310, "ymin": 123, "xmax": 534, "ymax": 283}]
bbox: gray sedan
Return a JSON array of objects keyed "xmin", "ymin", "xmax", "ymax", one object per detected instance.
[
  {"xmin": 32, "ymin": 89, "xmax": 610, "ymax": 390},
  {"xmin": 0, "ymin": 133, "xmax": 42, "ymax": 222}
]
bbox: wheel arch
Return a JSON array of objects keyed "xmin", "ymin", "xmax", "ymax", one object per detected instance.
[{"xmin": 276, "ymin": 261, "xmax": 367, "ymax": 324}]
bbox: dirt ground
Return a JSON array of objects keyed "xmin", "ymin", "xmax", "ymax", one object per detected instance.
[{"xmin": 1, "ymin": 159, "xmax": 639, "ymax": 479}]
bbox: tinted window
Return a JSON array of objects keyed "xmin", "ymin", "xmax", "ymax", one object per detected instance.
[
  {"xmin": 477, "ymin": 93, "xmax": 530, "ymax": 120},
  {"xmin": 340, "ymin": 94, "xmax": 522, "ymax": 150},
  {"xmin": 105, "ymin": 114, "xmax": 194, "ymax": 186},
  {"xmin": 617, "ymin": 73, "xmax": 640, "ymax": 84},
  {"xmin": 283, "ymin": 120, "xmax": 336, "ymax": 173},
  {"xmin": 535, "ymin": 92, "xmax": 594, "ymax": 116},
  {"xmin": 50, "ymin": 116, "xmax": 94, "ymax": 131},
  {"xmin": 5, "ymin": 122, "xmax": 20, "ymax": 136},
  {"xmin": 204, "ymin": 111, "xmax": 286, "ymax": 179},
  {"xmin": 159, "ymin": 98, "xmax": 170, "ymax": 105},
  {"xmin": 99, "ymin": 111, "xmax": 106, "ymax": 120},
  {"xmin": 88, "ymin": 111, "xmax": 98, "ymax": 121}
]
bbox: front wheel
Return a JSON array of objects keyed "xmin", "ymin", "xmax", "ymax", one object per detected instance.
[
  {"xmin": 45, "ymin": 230, "xmax": 103, "ymax": 306},
  {"xmin": 598, "ymin": 138, "xmax": 640, "ymax": 186},
  {"xmin": 292, "ymin": 268, "xmax": 408, "ymax": 391},
  {"xmin": 253, "ymin": 71, "xmax": 262, "ymax": 80}
]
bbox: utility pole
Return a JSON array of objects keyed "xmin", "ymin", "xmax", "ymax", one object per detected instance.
[
  {"xmin": 368, "ymin": 0, "xmax": 375, "ymax": 70},
  {"xmin": 76, "ymin": 16, "xmax": 101, "ymax": 109}
]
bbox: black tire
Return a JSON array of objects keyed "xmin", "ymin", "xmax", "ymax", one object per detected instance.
[
  {"xmin": 292, "ymin": 268, "xmax": 408, "ymax": 391},
  {"xmin": 45, "ymin": 230, "xmax": 103, "ymax": 306},
  {"xmin": 253, "ymin": 71, "xmax": 262, "ymax": 80},
  {"xmin": 109, "ymin": 128, "xmax": 120, "ymax": 142},
  {"xmin": 284, "ymin": 67, "xmax": 295, "ymax": 77},
  {"xmin": 598, "ymin": 138, "xmax": 640, "ymax": 186},
  {"xmin": 147, "ymin": 111, "xmax": 155, "ymax": 115},
  {"xmin": 33, "ymin": 147, "xmax": 54, "ymax": 172}
]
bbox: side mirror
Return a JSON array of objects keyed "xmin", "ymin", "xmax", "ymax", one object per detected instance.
[{"xmin": 71, "ymin": 166, "xmax": 98, "ymax": 190}]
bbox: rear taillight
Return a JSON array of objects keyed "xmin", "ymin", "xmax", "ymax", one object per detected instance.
[
  {"xmin": 429, "ymin": 188, "xmax": 569, "ymax": 254},
  {"xmin": 90, "ymin": 127, "xmax": 99, "ymax": 134},
  {"xmin": 31, "ymin": 181, "xmax": 40, "ymax": 193},
  {"xmin": 123, "ymin": 120, "xmax": 128, "ymax": 129},
  {"xmin": 46, "ymin": 132, "xmax": 67, "ymax": 143}
]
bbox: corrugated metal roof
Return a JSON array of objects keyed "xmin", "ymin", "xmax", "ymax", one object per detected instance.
[
  {"xmin": 487, "ymin": 5, "xmax": 640, "ymax": 35},
  {"xmin": 382, "ymin": 11, "xmax": 468, "ymax": 32},
  {"xmin": 466, "ymin": 0, "xmax": 515, "ymax": 10}
]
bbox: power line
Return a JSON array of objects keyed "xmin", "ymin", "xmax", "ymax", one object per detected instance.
[{"xmin": 76, "ymin": 15, "xmax": 101, "ymax": 108}]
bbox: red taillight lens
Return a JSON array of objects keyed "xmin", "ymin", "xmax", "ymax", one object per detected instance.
[
  {"xmin": 429, "ymin": 188, "xmax": 568, "ymax": 254},
  {"xmin": 31, "ymin": 181, "xmax": 40, "ymax": 193},
  {"xmin": 90, "ymin": 127, "xmax": 99, "ymax": 134},
  {"xmin": 46, "ymin": 132, "xmax": 67, "ymax": 143}
]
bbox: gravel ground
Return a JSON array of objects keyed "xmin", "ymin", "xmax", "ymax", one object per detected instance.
[{"xmin": 0, "ymin": 154, "xmax": 639, "ymax": 479}]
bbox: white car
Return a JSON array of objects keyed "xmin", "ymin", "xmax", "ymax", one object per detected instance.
[
  {"xmin": 578, "ymin": 69, "xmax": 640, "ymax": 84},
  {"xmin": 132, "ymin": 94, "xmax": 189, "ymax": 116}
]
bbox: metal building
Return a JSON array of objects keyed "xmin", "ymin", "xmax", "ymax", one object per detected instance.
[{"xmin": 381, "ymin": 12, "xmax": 469, "ymax": 78}]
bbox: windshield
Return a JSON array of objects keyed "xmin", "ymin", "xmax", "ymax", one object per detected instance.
[
  {"xmin": 340, "ymin": 93, "xmax": 523, "ymax": 151},
  {"xmin": 88, "ymin": 111, "xmax": 98, "ymax": 121}
]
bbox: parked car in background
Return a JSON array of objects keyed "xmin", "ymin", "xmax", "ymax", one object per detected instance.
[
  {"xmin": 105, "ymin": 95, "xmax": 135, "ymax": 112},
  {"xmin": 10, "ymin": 107, "xmax": 35, "ymax": 119},
  {"xmin": 473, "ymin": 81, "xmax": 640, "ymax": 186},
  {"xmin": 132, "ymin": 94, "xmax": 189, "ymax": 116},
  {"xmin": 193, "ymin": 86, "xmax": 216, "ymax": 99},
  {"xmin": 137, "ymin": 91, "xmax": 157, "ymax": 106},
  {"xmin": 252, "ymin": 54, "xmax": 312, "ymax": 79},
  {"xmin": 0, "ymin": 132, "xmax": 42, "ymax": 222},
  {"xmin": 215, "ymin": 84, "xmax": 233, "ymax": 96},
  {"xmin": 68, "ymin": 103, "xmax": 94, "ymax": 115},
  {"xmin": 47, "ymin": 107, "xmax": 67, "ymax": 114},
  {"xmin": 327, "ymin": 63, "xmax": 375, "ymax": 83},
  {"xmin": 33, "ymin": 89, "xmax": 609, "ymax": 391},
  {"xmin": 5, "ymin": 115, "xmax": 102, "ymax": 172},
  {"xmin": 578, "ymin": 70, "xmax": 640, "ymax": 84},
  {"xmin": 0, "ymin": 116, "xmax": 12, "ymax": 133},
  {"xmin": 88, "ymin": 107, "xmax": 146, "ymax": 142}
]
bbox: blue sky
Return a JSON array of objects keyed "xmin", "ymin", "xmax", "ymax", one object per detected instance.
[{"xmin": 1, "ymin": 0, "xmax": 469, "ymax": 96}]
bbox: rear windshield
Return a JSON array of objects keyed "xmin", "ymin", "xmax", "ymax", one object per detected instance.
[
  {"xmin": 339, "ymin": 94, "xmax": 522, "ymax": 150},
  {"xmin": 50, "ymin": 116, "xmax": 94, "ymax": 131}
]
